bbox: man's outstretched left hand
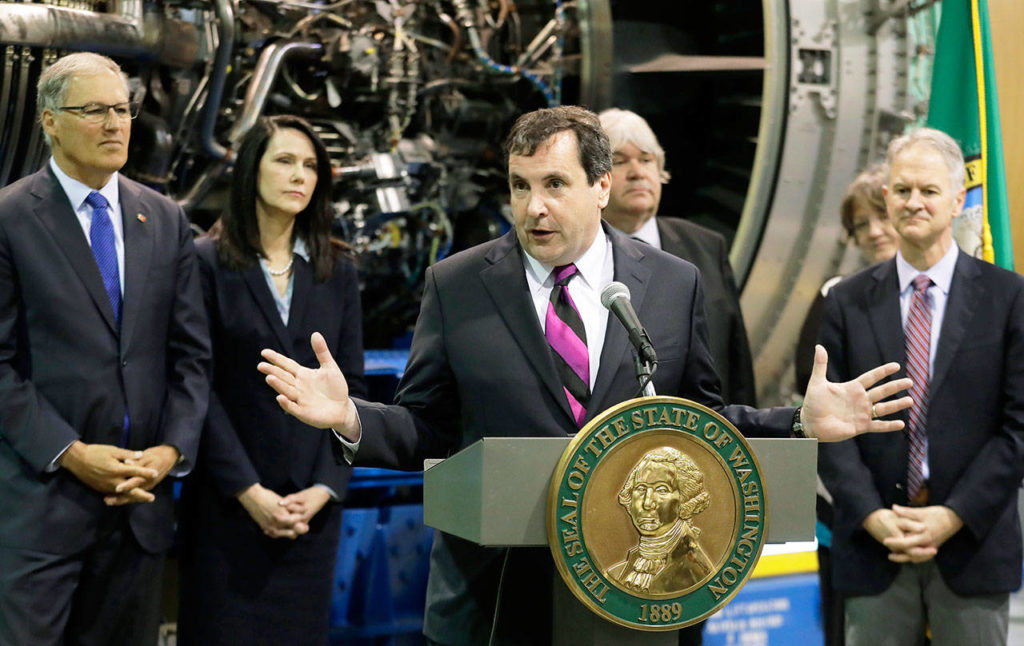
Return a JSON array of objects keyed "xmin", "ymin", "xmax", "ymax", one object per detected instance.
[{"xmin": 802, "ymin": 345, "xmax": 913, "ymax": 442}]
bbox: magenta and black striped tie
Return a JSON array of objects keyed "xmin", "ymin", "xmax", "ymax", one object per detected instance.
[
  {"xmin": 905, "ymin": 274, "xmax": 933, "ymax": 501},
  {"xmin": 547, "ymin": 264, "xmax": 590, "ymax": 427}
]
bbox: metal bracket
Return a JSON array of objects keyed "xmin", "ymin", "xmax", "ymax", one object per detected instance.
[{"xmin": 790, "ymin": 17, "xmax": 839, "ymax": 119}]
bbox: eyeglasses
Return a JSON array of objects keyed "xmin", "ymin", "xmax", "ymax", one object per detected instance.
[{"xmin": 57, "ymin": 101, "xmax": 141, "ymax": 123}]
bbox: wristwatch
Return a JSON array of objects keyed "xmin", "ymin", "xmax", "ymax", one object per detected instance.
[{"xmin": 790, "ymin": 407, "xmax": 807, "ymax": 438}]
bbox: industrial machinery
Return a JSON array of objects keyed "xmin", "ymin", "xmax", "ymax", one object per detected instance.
[{"xmin": 0, "ymin": 0, "xmax": 931, "ymax": 402}]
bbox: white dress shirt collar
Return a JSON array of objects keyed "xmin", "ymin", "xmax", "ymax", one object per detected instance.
[
  {"xmin": 49, "ymin": 157, "xmax": 120, "ymax": 214},
  {"xmin": 896, "ymin": 242, "xmax": 959, "ymax": 297},
  {"xmin": 603, "ymin": 216, "xmax": 662, "ymax": 249},
  {"xmin": 292, "ymin": 236, "xmax": 310, "ymax": 262},
  {"xmin": 629, "ymin": 216, "xmax": 662, "ymax": 249},
  {"xmin": 522, "ymin": 226, "xmax": 609, "ymax": 290}
]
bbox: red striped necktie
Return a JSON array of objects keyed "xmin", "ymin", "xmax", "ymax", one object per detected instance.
[
  {"xmin": 546, "ymin": 264, "xmax": 590, "ymax": 427},
  {"xmin": 905, "ymin": 274, "xmax": 933, "ymax": 502}
]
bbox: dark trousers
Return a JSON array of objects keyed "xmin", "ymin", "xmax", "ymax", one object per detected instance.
[
  {"xmin": 678, "ymin": 621, "xmax": 704, "ymax": 646},
  {"xmin": 0, "ymin": 511, "xmax": 164, "ymax": 646},
  {"xmin": 818, "ymin": 545, "xmax": 845, "ymax": 646}
]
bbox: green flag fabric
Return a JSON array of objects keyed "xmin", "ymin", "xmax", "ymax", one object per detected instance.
[{"xmin": 926, "ymin": 0, "xmax": 1013, "ymax": 269}]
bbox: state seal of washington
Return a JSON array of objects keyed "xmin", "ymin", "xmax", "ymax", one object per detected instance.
[{"xmin": 547, "ymin": 396, "xmax": 767, "ymax": 631}]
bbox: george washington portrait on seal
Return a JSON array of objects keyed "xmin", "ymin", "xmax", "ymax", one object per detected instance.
[{"xmin": 604, "ymin": 446, "xmax": 715, "ymax": 595}]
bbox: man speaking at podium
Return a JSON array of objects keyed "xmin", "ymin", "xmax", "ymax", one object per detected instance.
[{"xmin": 259, "ymin": 106, "xmax": 911, "ymax": 645}]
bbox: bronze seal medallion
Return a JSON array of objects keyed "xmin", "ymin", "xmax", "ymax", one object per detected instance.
[{"xmin": 547, "ymin": 396, "xmax": 767, "ymax": 631}]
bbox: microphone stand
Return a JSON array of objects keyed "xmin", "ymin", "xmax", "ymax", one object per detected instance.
[{"xmin": 633, "ymin": 353, "xmax": 657, "ymax": 397}]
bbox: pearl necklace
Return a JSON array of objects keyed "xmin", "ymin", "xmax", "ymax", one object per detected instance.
[{"xmin": 267, "ymin": 255, "xmax": 294, "ymax": 277}]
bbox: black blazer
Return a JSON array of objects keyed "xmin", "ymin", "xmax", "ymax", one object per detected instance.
[
  {"xmin": 192, "ymin": 236, "xmax": 367, "ymax": 499},
  {"xmin": 0, "ymin": 166, "xmax": 210, "ymax": 555},
  {"xmin": 176, "ymin": 238, "xmax": 367, "ymax": 646},
  {"xmin": 657, "ymin": 216, "xmax": 757, "ymax": 405},
  {"xmin": 817, "ymin": 252, "xmax": 1024, "ymax": 596},
  {"xmin": 351, "ymin": 223, "xmax": 793, "ymax": 644}
]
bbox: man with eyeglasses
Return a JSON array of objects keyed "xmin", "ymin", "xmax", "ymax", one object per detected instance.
[{"xmin": 0, "ymin": 52, "xmax": 210, "ymax": 645}]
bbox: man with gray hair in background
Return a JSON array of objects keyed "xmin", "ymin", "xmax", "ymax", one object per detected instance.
[
  {"xmin": 817, "ymin": 127, "xmax": 1024, "ymax": 645},
  {"xmin": 598, "ymin": 108, "xmax": 757, "ymax": 407},
  {"xmin": 0, "ymin": 52, "xmax": 209, "ymax": 645}
]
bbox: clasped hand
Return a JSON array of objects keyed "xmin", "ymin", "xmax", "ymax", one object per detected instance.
[
  {"xmin": 864, "ymin": 505, "xmax": 964, "ymax": 563},
  {"xmin": 237, "ymin": 483, "xmax": 331, "ymax": 539},
  {"xmin": 59, "ymin": 441, "xmax": 179, "ymax": 506}
]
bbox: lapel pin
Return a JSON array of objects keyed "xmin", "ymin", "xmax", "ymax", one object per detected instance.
[{"xmin": 137, "ymin": 213, "xmax": 146, "ymax": 223}]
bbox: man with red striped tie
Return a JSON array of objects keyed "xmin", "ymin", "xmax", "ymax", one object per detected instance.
[
  {"xmin": 260, "ymin": 106, "xmax": 914, "ymax": 646},
  {"xmin": 818, "ymin": 127, "xmax": 1024, "ymax": 646}
]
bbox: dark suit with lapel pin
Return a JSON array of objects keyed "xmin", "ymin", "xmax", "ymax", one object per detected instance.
[
  {"xmin": 350, "ymin": 223, "xmax": 792, "ymax": 645},
  {"xmin": 0, "ymin": 165, "xmax": 210, "ymax": 643},
  {"xmin": 818, "ymin": 253, "xmax": 1024, "ymax": 600},
  {"xmin": 176, "ymin": 237, "xmax": 366, "ymax": 646}
]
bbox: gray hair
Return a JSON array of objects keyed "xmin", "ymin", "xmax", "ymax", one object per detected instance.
[
  {"xmin": 885, "ymin": 127, "xmax": 965, "ymax": 191},
  {"xmin": 37, "ymin": 53, "xmax": 130, "ymax": 146},
  {"xmin": 598, "ymin": 108, "xmax": 671, "ymax": 183}
]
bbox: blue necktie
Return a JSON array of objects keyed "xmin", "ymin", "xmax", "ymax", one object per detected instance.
[
  {"xmin": 85, "ymin": 192, "xmax": 129, "ymax": 445},
  {"xmin": 84, "ymin": 191, "xmax": 122, "ymax": 325}
]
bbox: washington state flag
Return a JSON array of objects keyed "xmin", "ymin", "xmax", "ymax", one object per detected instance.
[{"xmin": 926, "ymin": 0, "xmax": 1013, "ymax": 269}]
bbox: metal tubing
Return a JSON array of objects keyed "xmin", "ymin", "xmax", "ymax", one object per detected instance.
[
  {"xmin": 197, "ymin": 0, "xmax": 235, "ymax": 160},
  {"xmin": 0, "ymin": 2, "xmax": 200, "ymax": 66},
  {"xmin": 0, "ymin": 3, "xmax": 142, "ymax": 52},
  {"xmin": 224, "ymin": 40, "xmax": 323, "ymax": 147}
]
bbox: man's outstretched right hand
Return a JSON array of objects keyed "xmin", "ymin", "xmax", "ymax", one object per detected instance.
[{"xmin": 258, "ymin": 331, "xmax": 360, "ymax": 441}]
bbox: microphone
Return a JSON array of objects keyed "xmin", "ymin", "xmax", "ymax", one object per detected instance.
[{"xmin": 600, "ymin": 282, "xmax": 657, "ymax": 365}]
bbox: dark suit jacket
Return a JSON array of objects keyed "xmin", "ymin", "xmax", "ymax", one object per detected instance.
[
  {"xmin": 351, "ymin": 223, "xmax": 793, "ymax": 645},
  {"xmin": 657, "ymin": 216, "xmax": 757, "ymax": 405},
  {"xmin": 177, "ymin": 238, "xmax": 366, "ymax": 645},
  {"xmin": 817, "ymin": 252, "xmax": 1024, "ymax": 596},
  {"xmin": 189, "ymin": 237, "xmax": 366, "ymax": 499},
  {"xmin": 0, "ymin": 166, "xmax": 210, "ymax": 555}
]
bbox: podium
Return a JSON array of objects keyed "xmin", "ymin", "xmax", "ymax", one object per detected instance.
[{"xmin": 423, "ymin": 436, "xmax": 817, "ymax": 645}]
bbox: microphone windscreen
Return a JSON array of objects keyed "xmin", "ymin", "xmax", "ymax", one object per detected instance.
[{"xmin": 600, "ymin": 281, "xmax": 631, "ymax": 309}]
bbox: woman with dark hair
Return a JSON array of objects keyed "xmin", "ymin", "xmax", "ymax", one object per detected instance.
[{"xmin": 177, "ymin": 115, "xmax": 366, "ymax": 645}]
